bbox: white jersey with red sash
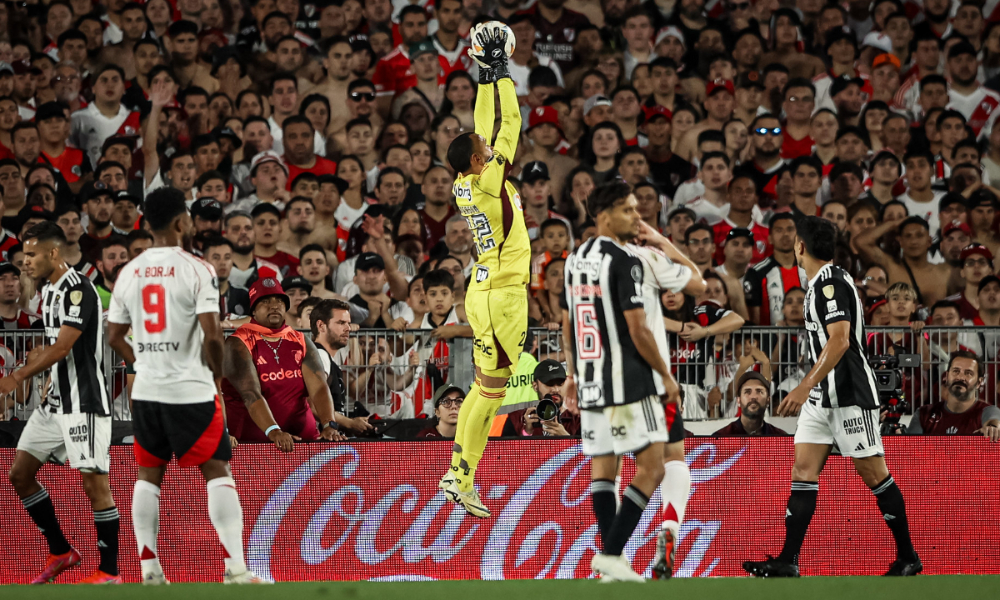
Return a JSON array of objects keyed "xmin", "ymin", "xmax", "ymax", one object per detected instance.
[
  {"xmin": 947, "ymin": 85, "xmax": 1000, "ymax": 139},
  {"xmin": 69, "ymin": 103, "xmax": 142, "ymax": 166}
]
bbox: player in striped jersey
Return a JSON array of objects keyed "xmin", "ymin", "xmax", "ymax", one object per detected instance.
[
  {"xmin": 744, "ymin": 217, "xmax": 921, "ymax": 578},
  {"xmin": 4, "ymin": 222, "xmax": 119, "ymax": 584}
]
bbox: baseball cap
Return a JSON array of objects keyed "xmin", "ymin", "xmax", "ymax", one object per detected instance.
[
  {"xmin": 978, "ymin": 275, "xmax": 1000, "ymax": 294},
  {"xmin": 949, "ymin": 41, "xmax": 978, "ymax": 60},
  {"xmin": 654, "ymin": 25, "xmax": 685, "ymax": 48},
  {"xmin": 282, "ymin": 275, "xmax": 313, "ymax": 294},
  {"xmin": 872, "ymin": 53, "xmax": 901, "ymax": 71},
  {"xmin": 191, "ymin": 197, "xmax": 223, "ymax": 221},
  {"xmin": 725, "ymin": 227, "xmax": 753, "ymax": 244},
  {"xmin": 250, "ymin": 150, "xmax": 289, "ymax": 177},
  {"xmin": 736, "ymin": 71, "xmax": 765, "ymax": 90},
  {"xmin": 86, "ymin": 183, "xmax": 115, "ymax": 202},
  {"xmin": 736, "ymin": 371, "xmax": 770, "ymax": 395},
  {"xmin": 0, "ymin": 262, "xmax": 19, "ymax": 278},
  {"xmin": 830, "ymin": 74, "xmax": 865, "ymax": 97},
  {"xmin": 521, "ymin": 161, "xmax": 550, "ymax": 184},
  {"xmin": 212, "ymin": 126, "xmax": 243, "ymax": 149},
  {"xmin": 528, "ymin": 105, "xmax": 562, "ymax": 131},
  {"xmin": 102, "ymin": 135, "xmax": 136, "ymax": 154},
  {"xmin": 355, "ymin": 252, "xmax": 385, "ymax": 272},
  {"xmin": 11, "ymin": 59, "xmax": 41, "ymax": 76},
  {"xmin": 861, "ymin": 31, "xmax": 893, "ymax": 53},
  {"xmin": 706, "ymin": 79, "xmax": 735, "ymax": 97},
  {"xmin": 15, "ymin": 205, "xmax": 55, "ymax": 231},
  {"xmin": 432, "ymin": 383, "xmax": 465, "ymax": 408},
  {"xmin": 248, "ymin": 276, "xmax": 289, "ymax": 311},
  {"xmin": 824, "ymin": 27, "xmax": 856, "ymax": 52},
  {"xmin": 871, "ymin": 149, "xmax": 901, "ymax": 170},
  {"xmin": 113, "ymin": 190, "xmax": 142, "ymax": 208},
  {"xmin": 642, "ymin": 105, "xmax": 673, "ymax": 122},
  {"xmin": 408, "ymin": 38, "xmax": 438, "ymax": 59},
  {"xmin": 534, "ymin": 359, "xmax": 567, "ymax": 385},
  {"xmin": 0, "ymin": 62, "xmax": 11, "ymax": 76},
  {"xmin": 34, "ymin": 102, "xmax": 68, "ymax": 122},
  {"xmin": 942, "ymin": 220, "xmax": 972, "ymax": 238},
  {"xmin": 583, "ymin": 95, "xmax": 612, "ymax": 117},
  {"xmin": 960, "ymin": 243, "xmax": 994, "ymax": 264},
  {"xmin": 939, "ymin": 192, "xmax": 968, "ymax": 212},
  {"xmin": 968, "ymin": 188, "xmax": 999, "ymax": 209}
]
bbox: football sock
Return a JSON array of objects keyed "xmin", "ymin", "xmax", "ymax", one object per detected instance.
[
  {"xmin": 590, "ymin": 479, "xmax": 617, "ymax": 549},
  {"xmin": 660, "ymin": 460, "xmax": 690, "ymax": 536},
  {"xmin": 777, "ymin": 481, "xmax": 818, "ymax": 565},
  {"xmin": 603, "ymin": 485, "xmax": 649, "ymax": 557},
  {"xmin": 93, "ymin": 506, "xmax": 120, "ymax": 576},
  {"xmin": 22, "ymin": 487, "xmax": 71, "ymax": 555},
  {"xmin": 455, "ymin": 383, "xmax": 506, "ymax": 493},
  {"xmin": 132, "ymin": 480, "xmax": 162, "ymax": 574},
  {"xmin": 870, "ymin": 475, "xmax": 918, "ymax": 561},
  {"xmin": 451, "ymin": 379, "xmax": 480, "ymax": 472},
  {"xmin": 207, "ymin": 477, "xmax": 247, "ymax": 573}
]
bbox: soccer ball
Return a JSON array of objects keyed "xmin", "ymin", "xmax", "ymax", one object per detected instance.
[{"xmin": 471, "ymin": 21, "xmax": 516, "ymax": 62}]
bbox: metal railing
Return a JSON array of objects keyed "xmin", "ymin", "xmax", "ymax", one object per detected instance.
[{"xmin": 2, "ymin": 326, "xmax": 997, "ymax": 423}]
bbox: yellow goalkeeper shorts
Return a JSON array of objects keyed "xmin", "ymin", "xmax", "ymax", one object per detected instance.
[{"xmin": 465, "ymin": 286, "xmax": 527, "ymax": 377}]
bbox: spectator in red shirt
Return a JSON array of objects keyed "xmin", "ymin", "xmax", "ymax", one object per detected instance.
[
  {"xmin": 419, "ymin": 165, "xmax": 457, "ymax": 249},
  {"xmin": 948, "ymin": 244, "xmax": 993, "ymax": 319},
  {"xmin": 282, "ymin": 115, "xmax": 337, "ymax": 189},
  {"xmin": 712, "ymin": 372, "xmax": 789, "ymax": 437},
  {"xmin": 780, "ymin": 78, "xmax": 816, "ymax": 159},
  {"xmin": 251, "ymin": 203, "xmax": 299, "ymax": 277},
  {"xmin": 907, "ymin": 350, "xmax": 1000, "ymax": 440},
  {"xmin": 372, "ymin": 5, "xmax": 432, "ymax": 116},
  {"xmin": 416, "ymin": 384, "xmax": 464, "ymax": 438}
]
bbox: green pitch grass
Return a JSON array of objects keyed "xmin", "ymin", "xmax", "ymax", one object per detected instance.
[{"xmin": 2, "ymin": 576, "xmax": 998, "ymax": 600}]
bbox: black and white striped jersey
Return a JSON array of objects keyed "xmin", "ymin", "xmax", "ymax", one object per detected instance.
[
  {"xmin": 803, "ymin": 263, "xmax": 879, "ymax": 409},
  {"xmin": 40, "ymin": 268, "xmax": 110, "ymax": 416},
  {"xmin": 563, "ymin": 236, "xmax": 658, "ymax": 410}
]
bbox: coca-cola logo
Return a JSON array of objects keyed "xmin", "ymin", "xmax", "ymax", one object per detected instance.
[{"xmin": 247, "ymin": 443, "xmax": 745, "ymax": 581}]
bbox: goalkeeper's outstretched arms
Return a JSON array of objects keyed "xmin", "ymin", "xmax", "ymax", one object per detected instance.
[{"xmin": 446, "ymin": 22, "xmax": 519, "ymax": 196}]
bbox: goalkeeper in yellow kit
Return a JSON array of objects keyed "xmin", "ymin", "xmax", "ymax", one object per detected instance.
[{"xmin": 440, "ymin": 22, "xmax": 530, "ymax": 518}]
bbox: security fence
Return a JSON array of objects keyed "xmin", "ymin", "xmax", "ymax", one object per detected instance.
[{"xmin": 1, "ymin": 326, "xmax": 998, "ymax": 423}]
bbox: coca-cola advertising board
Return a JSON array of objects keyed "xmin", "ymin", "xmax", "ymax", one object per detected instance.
[{"xmin": 0, "ymin": 438, "xmax": 997, "ymax": 583}]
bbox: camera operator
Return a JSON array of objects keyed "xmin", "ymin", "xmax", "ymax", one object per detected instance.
[
  {"xmin": 507, "ymin": 359, "xmax": 580, "ymax": 437},
  {"xmin": 416, "ymin": 384, "xmax": 465, "ymax": 439},
  {"xmin": 713, "ymin": 372, "xmax": 789, "ymax": 437},
  {"xmin": 906, "ymin": 351, "xmax": 1000, "ymax": 441}
]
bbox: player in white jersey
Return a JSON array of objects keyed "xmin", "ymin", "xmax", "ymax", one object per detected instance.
[
  {"xmin": 630, "ymin": 221, "xmax": 706, "ymax": 579},
  {"xmin": 107, "ymin": 188, "xmax": 269, "ymax": 585}
]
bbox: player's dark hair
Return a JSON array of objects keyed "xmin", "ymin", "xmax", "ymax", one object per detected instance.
[
  {"xmin": 795, "ymin": 215, "xmax": 838, "ymax": 261},
  {"xmin": 282, "ymin": 114, "xmax": 313, "ymax": 133},
  {"xmin": 447, "ymin": 132, "xmax": 477, "ymax": 173},
  {"xmin": 299, "ymin": 243, "xmax": 325, "ymax": 261},
  {"xmin": 947, "ymin": 349, "xmax": 983, "ymax": 379},
  {"xmin": 310, "ymin": 298, "xmax": 353, "ymax": 337},
  {"xmin": 23, "ymin": 221, "xmax": 67, "ymax": 245},
  {"xmin": 195, "ymin": 170, "xmax": 226, "ymax": 190},
  {"xmin": 100, "ymin": 234, "xmax": 128, "ymax": 255},
  {"xmin": 930, "ymin": 299, "xmax": 962, "ymax": 317},
  {"xmin": 586, "ymin": 181, "xmax": 633, "ymax": 218},
  {"xmin": 144, "ymin": 187, "xmax": 189, "ymax": 232},
  {"xmin": 126, "ymin": 229, "xmax": 153, "ymax": 247},
  {"xmin": 168, "ymin": 19, "xmax": 199, "ymax": 38},
  {"xmin": 540, "ymin": 218, "xmax": 570, "ymax": 236},
  {"xmin": 899, "ymin": 215, "xmax": 930, "ymax": 233},
  {"xmin": 377, "ymin": 166, "xmax": 405, "ymax": 188},
  {"xmin": 701, "ymin": 150, "xmax": 730, "ymax": 168},
  {"xmin": 704, "ymin": 271, "xmax": 728, "ymax": 297},
  {"xmin": 423, "ymin": 269, "xmax": 455, "ymax": 293},
  {"xmin": 286, "ymin": 196, "xmax": 315, "ymax": 211}
]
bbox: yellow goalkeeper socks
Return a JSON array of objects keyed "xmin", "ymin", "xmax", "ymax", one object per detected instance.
[
  {"xmin": 451, "ymin": 379, "xmax": 481, "ymax": 472},
  {"xmin": 456, "ymin": 383, "xmax": 506, "ymax": 493}
]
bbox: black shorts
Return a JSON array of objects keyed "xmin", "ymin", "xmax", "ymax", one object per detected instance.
[
  {"xmin": 133, "ymin": 396, "xmax": 231, "ymax": 468},
  {"xmin": 665, "ymin": 399, "xmax": 685, "ymax": 444}
]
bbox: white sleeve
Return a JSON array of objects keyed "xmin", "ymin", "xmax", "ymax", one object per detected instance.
[
  {"xmin": 195, "ymin": 262, "xmax": 221, "ymax": 315},
  {"xmin": 106, "ymin": 271, "xmax": 132, "ymax": 324},
  {"xmin": 644, "ymin": 246, "xmax": 693, "ymax": 293}
]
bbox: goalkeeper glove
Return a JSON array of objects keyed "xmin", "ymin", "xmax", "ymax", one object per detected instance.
[{"xmin": 473, "ymin": 23, "xmax": 511, "ymax": 82}]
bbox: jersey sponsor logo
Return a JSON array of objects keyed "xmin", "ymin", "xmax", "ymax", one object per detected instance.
[
  {"xmin": 580, "ymin": 384, "xmax": 603, "ymax": 403},
  {"xmin": 136, "ymin": 342, "xmax": 181, "ymax": 353},
  {"xmin": 826, "ymin": 300, "xmax": 838, "ymax": 312},
  {"xmin": 567, "ymin": 256, "xmax": 603, "ymax": 281},
  {"xmin": 475, "ymin": 265, "xmax": 489, "ymax": 283},
  {"xmin": 805, "ymin": 321, "xmax": 818, "ymax": 331},
  {"xmin": 571, "ymin": 284, "xmax": 601, "ymax": 297},
  {"xmin": 454, "ymin": 182, "xmax": 472, "ymax": 201},
  {"xmin": 473, "ymin": 337, "xmax": 493, "ymax": 356},
  {"xmin": 260, "ymin": 368, "xmax": 303, "ymax": 382},
  {"xmin": 582, "ymin": 429, "xmax": 595, "ymax": 440},
  {"xmin": 68, "ymin": 306, "xmax": 81, "ymax": 316},
  {"xmin": 825, "ymin": 311, "xmax": 845, "ymax": 319},
  {"xmin": 610, "ymin": 425, "xmax": 627, "ymax": 438}
]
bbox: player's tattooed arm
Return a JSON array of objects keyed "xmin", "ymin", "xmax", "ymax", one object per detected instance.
[{"xmin": 223, "ymin": 337, "xmax": 266, "ymax": 409}]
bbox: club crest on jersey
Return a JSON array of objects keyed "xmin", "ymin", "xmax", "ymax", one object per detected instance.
[
  {"xmin": 513, "ymin": 192, "xmax": 522, "ymax": 210},
  {"xmin": 70, "ymin": 291, "xmax": 82, "ymax": 305},
  {"xmin": 983, "ymin": 101, "xmax": 995, "ymax": 114},
  {"xmin": 563, "ymin": 28, "xmax": 576, "ymax": 42},
  {"xmin": 823, "ymin": 285, "xmax": 835, "ymax": 299},
  {"xmin": 123, "ymin": 126, "xmax": 136, "ymax": 135},
  {"xmin": 295, "ymin": 350, "xmax": 303, "ymax": 363},
  {"xmin": 72, "ymin": 165, "xmax": 81, "ymax": 176},
  {"xmin": 631, "ymin": 265, "xmax": 643, "ymax": 283}
]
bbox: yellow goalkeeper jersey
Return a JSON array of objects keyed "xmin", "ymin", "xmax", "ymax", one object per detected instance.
[{"xmin": 453, "ymin": 78, "xmax": 530, "ymax": 291}]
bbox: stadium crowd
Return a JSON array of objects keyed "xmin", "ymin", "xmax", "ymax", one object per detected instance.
[{"xmin": 0, "ymin": 0, "xmax": 998, "ymax": 439}]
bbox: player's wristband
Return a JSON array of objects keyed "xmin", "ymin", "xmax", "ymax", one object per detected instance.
[{"xmin": 265, "ymin": 425, "xmax": 281, "ymax": 437}]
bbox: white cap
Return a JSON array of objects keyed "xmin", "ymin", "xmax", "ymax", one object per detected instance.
[
  {"xmin": 583, "ymin": 95, "xmax": 612, "ymax": 116},
  {"xmin": 250, "ymin": 150, "xmax": 288, "ymax": 177},
  {"xmin": 655, "ymin": 26, "xmax": 686, "ymax": 49},
  {"xmin": 861, "ymin": 31, "xmax": 893, "ymax": 53}
]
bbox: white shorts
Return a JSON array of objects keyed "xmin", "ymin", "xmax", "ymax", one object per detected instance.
[
  {"xmin": 794, "ymin": 400, "xmax": 884, "ymax": 459},
  {"xmin": 581, "ymin": 396, "xmax": 668, "ymax": 456},
  {"xmin": 17, "ymin": 408, "xmax": 112, "ymax": 473}
]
